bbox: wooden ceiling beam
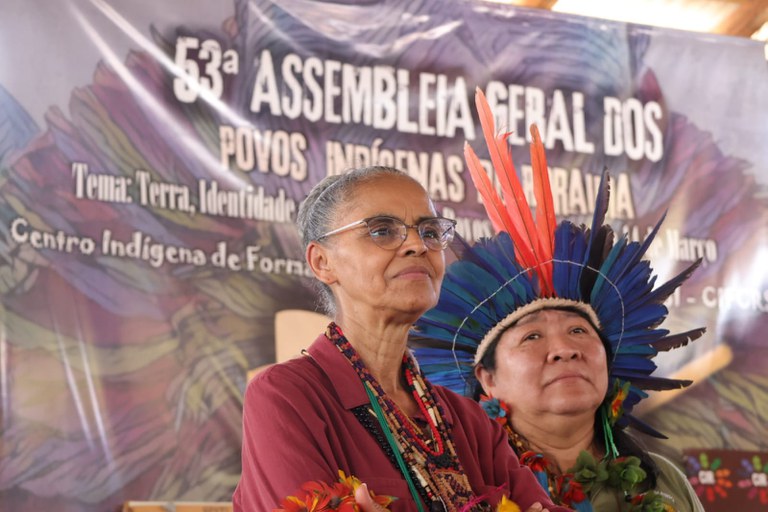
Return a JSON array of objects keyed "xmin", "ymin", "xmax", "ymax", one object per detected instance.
[
  {"xmin": 712, "ymin": 0, "xmax": 768, "ymax": 37},
  {"xmin": 513, "ymin": 0, "xmax": 559, "ymax": 9},
  {"xmin": 506, "ymin": 0, "xmax": 768, "ymax": 39}
]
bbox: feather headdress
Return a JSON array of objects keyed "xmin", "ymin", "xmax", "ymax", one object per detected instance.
[{"xmin": 412, "ymin": 88, "xmax": 705, "ymax": 438}]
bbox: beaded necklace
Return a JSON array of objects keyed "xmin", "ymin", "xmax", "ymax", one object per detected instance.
[
  {"xmin": 327, "ymin": 323, "xmax": 480, "ymax": 512},
  {"xmin": 506, "ymin": 425, "xmax": 593, "ymax": 512},
  {"xmin": 503, "ymin": 417, "xmax": 669, "ymax": 512}
]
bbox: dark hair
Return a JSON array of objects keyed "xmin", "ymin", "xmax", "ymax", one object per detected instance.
[
  {"xmin": 296, "ymin": 166, "xmax": 420, "ymax": 315},
  {"xmin": 473, "ymin": 305, "xmax": 660, "ymax": 486}
]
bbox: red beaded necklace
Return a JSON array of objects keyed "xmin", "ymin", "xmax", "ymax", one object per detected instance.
[
  {"xmin": 328, "ymin": 323, "xmax": 477, "ymax": 511},
  {"xmin": 391, "ymin": 364, "xmax": 445, "ymax": 456}
]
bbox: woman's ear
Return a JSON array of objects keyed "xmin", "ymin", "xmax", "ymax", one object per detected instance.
[
  {"xmin": 474, "ymin": 365, "xmax": 495, "ymax": 396},
  {"xmin": 306, "ymin": 242, "xmax": 337, "ymax": 285}
]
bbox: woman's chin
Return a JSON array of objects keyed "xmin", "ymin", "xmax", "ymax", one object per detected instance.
[
  {"xmin": 392, "ymin": 300, "xmax": 437, "ymax": 321},
  {"xmin": 398, "ymin": 289, "xmax": 439, "ymax": 312},
  {"xmin": 545, "ymin": 399, "xmax": 601, "ymax": 418}
]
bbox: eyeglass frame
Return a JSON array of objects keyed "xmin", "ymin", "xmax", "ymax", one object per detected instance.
[{"xmin": 314, "ymin": 215, "xmax": 457, "ymax": 251}]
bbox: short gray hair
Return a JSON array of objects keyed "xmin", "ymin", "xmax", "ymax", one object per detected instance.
[{"xmin": 297, "ymin": 166, "xmax": 416, "ymax": 315}]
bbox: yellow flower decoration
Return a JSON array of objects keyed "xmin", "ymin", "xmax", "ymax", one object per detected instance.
[
  {"xmin": 338, "ymin": 470, "xmax": 363, "ymax": 491},
  {"xmin": 496, "ymin": 495, "xmax": 521, "ymax": 512}
]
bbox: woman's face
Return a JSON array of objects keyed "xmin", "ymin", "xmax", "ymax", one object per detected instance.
[
  {"xmin": 312, "ymin": 175, "xmax": 446, "ymax": 321},
  {"xmin": 476, "ymin": 309, "xmax": 608, "ymax": 419}
]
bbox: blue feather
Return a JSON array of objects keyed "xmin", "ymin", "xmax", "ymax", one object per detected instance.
[{"xmin": 411, "ymin": 146, "xmax": 704, "ymax": 442}]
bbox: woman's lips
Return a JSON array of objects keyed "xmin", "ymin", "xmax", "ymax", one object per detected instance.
[{"xmin": 395, "ymin": 266, "xmax": 432, "ymax": 279}]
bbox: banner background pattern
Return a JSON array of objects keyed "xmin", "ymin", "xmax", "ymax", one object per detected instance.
[{"xmin": 1, "ymin": 1, "xmax": 766, "ymax": 510}]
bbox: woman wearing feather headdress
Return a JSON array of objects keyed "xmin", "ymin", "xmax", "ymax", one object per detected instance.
[
  {"xmin": 412, "ymin": 89, "xmax": 706, "ymax": 512},
  {"xmin": 234, "ymin": 166, "xmax": 571, "ymax": 511}
]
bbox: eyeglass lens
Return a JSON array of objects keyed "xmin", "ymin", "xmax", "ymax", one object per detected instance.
[{"xmin": 366, "ymin": 217, "xmax": 455, "ymax": 250}]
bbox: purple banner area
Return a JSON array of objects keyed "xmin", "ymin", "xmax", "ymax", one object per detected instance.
[{"xmin": 1, "ymin": 1, "xmax": 767, "ymax": 511}]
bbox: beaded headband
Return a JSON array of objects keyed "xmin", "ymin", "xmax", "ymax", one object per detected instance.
[{"xmin": 411, "ymin": 89, "xmax": 705, "ymax": 437}]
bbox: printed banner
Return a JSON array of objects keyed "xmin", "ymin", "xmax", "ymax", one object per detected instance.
[
  {"xmin": 683, "ymin": 449, "xmax": 768, "ymax": 509},
  {"xmin": 1, "ymin": 1, "xmax": 767, "ymax": 511}
]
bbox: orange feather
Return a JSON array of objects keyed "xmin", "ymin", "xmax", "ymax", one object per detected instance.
[
  {"xmin": 471, "ymin": 88, "xmax": 541, "ymax": 273},
  {"xmin": 474, "ymin": 89, "xmax": 534, "ymax": 246},
  {"xmin": 465, "ymin": 88, "xmax": 557, "ymax": 295},
  {"xmin": 463, "ymin": 142, "xmax": 510, "ymax": 234},
  {"xmin": 529, "ymin": 124, "xmax": 555, "ymax": 294}
]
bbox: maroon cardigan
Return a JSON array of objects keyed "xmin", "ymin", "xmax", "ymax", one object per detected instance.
[{"xmin": 233, "ymin": 333, "xmax": 570, "ymax": 512}]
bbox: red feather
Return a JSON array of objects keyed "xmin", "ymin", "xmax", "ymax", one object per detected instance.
[
  {"xmin": 475, "ymin": 89, "xmax": 536, "ymax": 248},
  {"xmin": 463, "ymin": 142, "xmax": 510, "ymax": 234},
  {"xmin": 466, "ymin": 88, "xmax": 554, "ymax": 293},
  {"xmin": 529, "ymin": 124, "xmax": 555, "ymax": 294}
]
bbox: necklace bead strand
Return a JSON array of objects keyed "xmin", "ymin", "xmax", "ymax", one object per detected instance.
[{"xmin": 327, "ymin": 323, "xmax": 481, "ymax": 512}]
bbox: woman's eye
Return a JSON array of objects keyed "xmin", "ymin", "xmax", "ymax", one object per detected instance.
[
  {"xmin": 420, "ymin": 222, "xmax": 443, "ymax": 239},
  {"xmin": 370, "ymin": 227, "xmax": 392, "ymax": 237},
  {"xmin": 369, "ymin": 221, "xmax": 397, "ymax": 238},
  {"xmin": 523, "ymin": 332, "xmax": 540, "ymax": 342},
  {"xmin": 571, "ymin": 326, "xmax": 587, "ymax": 334},
  {"xmin": 421, "ymin": 227, "xmax": 439, "ymax": 239}
]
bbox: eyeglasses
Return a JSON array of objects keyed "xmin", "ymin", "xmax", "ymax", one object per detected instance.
[{"xmin": 316, "ymin": 215, "xmax": 457, "ymax": 251}]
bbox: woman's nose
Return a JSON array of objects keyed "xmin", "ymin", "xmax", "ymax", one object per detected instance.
[
  {"xmin": 547, "ymin": 339, "xmax": 582, "ymax": 362},
  {"xmin": 400, "ymin": 226, "xmax": 428, "ymax": 254}
]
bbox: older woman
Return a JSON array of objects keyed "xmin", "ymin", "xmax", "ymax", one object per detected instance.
[
  {"xmin": 233, "ymin": 166, "xmax": 569, "ymax": 512},
  {"xmin": 412, "ymin": 92, "xmax": 705, "ymax": 512}
]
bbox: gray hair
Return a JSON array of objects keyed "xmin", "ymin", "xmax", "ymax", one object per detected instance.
[{"xmin": 297, "ymin": 166, "xmax": 417, "ymax": 316}]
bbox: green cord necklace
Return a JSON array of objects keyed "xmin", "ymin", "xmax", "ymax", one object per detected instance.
[{"xmin": 364, "ymin": 383, "xmax": 426, "ymax": 512}]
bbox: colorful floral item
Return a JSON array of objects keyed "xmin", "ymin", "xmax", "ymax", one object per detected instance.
[
  {"xmin": 274, "ymin": 470, "xmax": 395, "ymax": 512},
  {"xmin": 686, "ymin": 452, "xmax": 733, "ymax": 502},
  {"xmin": 275, "ymin": 470, "xmax": 525, "ymax": 512},
  {"xmin": 627, "ymin": 492, "xmax": 673, "ymax": 512},
  {"xmin": 478, "ymin": 394, "xmax": 509, "ymax": 425},
  {"xmin": 507, "ymin": 416, "xmax": 682, "ymax": 511},
  {"xmin": 606, "ymin": 379, "xmax": 631, "ymax": 426},
  {"xmin": 738, "ymin": 455, "xmax": 768, "ymax": 504},
  {"xmin": 494, "ymin": 495, "xmax": 521, "ymax": 512}
]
